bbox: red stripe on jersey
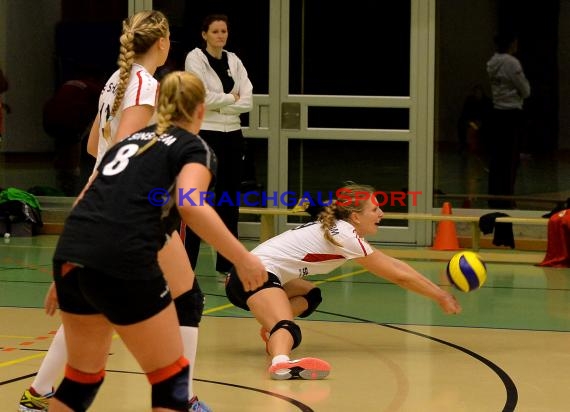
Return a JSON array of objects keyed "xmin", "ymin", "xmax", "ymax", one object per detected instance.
[
  {"xmin": 349, "ymin": 227, "xmax": 370, "ymax": 256},
  {"xmin": 135, "ymin": 70, "xmax": 143, "ymax": 105},
  {"xmin": 356, "ymin": 237, "xmax": 369, "ymax": 256},
  {"xmin": 302, "ymin": 253, "xmax": 345, "ymax": 262}
]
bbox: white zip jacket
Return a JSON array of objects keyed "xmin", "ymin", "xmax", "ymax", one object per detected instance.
[{"xmin": 185, "ymin": 47, "xmax": 253, "ymax": 132}]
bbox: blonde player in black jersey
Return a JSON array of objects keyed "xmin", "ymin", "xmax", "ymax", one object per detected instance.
[
  {"xmin": 226, "ymin": 183, "xmax": 462, "ymax": 380},
  {"xmin": 47, "ymin": 71, "xmax": 267, "ymax": 412},
  {"xmin": 19, "ymin": 11, "xmax": 249, "ymax": 412}
]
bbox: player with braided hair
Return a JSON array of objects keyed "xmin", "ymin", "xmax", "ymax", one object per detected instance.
[
  {"xmin": 226, "ymin": 183, "xmax": 461, "ymax": 380},
  {"xmin": 89, "ymin": 9, "xmax": 170, "ymax": 170},
  {"xmin": 19, "ymin": 12, "xmax": 217, "ymax": 412},
  {"xmin": 45, "ymin": 70, "xmax": 266, "ymax": 411}
]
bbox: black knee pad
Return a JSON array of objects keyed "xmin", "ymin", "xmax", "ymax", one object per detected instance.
[
  {"xmin": 149, "ymin": 357, "xmax": 189, "ymax": 411},
  {"xmin": 299, "ymin": 287, "xmax": 322, "ymax": 318},
  {"xmin": 270, "ymin": 320, "xmax": 302, "ymax": 349},
  {"xmin": 54, "ymin": 367, "xmax": 105, "ymax": 412},
  {"xmin": 174, "ymin": 286, "xmax": 204, "ymax": 327}
]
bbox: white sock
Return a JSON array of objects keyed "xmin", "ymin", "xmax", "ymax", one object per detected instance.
[
  {"xmin": 272, "ymin": 354, "xmax": 290, "ymax": 366},
  {"xmin": 180, "ymin": 326, "xmax": 199, "ymax": 399},
  {"xmin": 31, "ymin": 324, "xmax": 67, "ymax": 395}
]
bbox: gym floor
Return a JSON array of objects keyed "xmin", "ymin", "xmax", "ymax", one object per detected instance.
[{"xmin": 1, "ymin": 235, "xmax": 569, "ymax": 411}]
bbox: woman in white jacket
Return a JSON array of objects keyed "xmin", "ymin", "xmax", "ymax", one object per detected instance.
[{"xmin": 184, "ymin": 14, "xmax": 253, "ymax": 274}]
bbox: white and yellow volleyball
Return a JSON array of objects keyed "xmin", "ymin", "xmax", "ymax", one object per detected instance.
[{"xmin": 446, "ymin": 251, "xmax": 487, "ymax": 292}]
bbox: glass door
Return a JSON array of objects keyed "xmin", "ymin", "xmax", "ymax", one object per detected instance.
[
  {"xmin": 153, "ymin": 0, "xmax": 435, "ymax": 245},
  {"xmin": 271, "ymin": 0, "xmax": 435, "ymax": 244}
]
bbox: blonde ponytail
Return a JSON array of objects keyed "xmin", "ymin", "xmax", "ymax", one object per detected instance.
[{"xmin": 319, "ymin": 182, "xmax": 376, "ymax": 246}]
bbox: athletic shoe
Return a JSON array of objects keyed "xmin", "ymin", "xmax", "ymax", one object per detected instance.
[
  {"xmin": 189, "ymin": 396, "xmax": 212, "ymax": 412},
  {"xmin": 268, "ymin": 357, "xmax": 331, "ymax": 380},
  {"xmin": 18, "ymin": 387, "xmax": 54, "ymax": 412}
]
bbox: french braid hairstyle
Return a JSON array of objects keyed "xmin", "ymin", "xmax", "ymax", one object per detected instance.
[
  {"xmin": 103, "ymin": 10, "xmax": 170, "ymax": 141},
  {"xmin": 318, "ymin": 183, "xmax": 375, "ymax": 246}
]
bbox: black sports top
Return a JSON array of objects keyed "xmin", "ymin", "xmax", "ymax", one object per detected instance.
[
  {"xmin": 203, "ymin": 49, "xmax": 234, "ymax": 93},
  {"xmin": 54, "ymin": 125, "xmax": 217, "ymax": 279}
]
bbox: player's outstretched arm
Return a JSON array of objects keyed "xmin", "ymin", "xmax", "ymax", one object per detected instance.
[{"xmin": 355, "ymin": 249, "xmax": 461, "ymax": 314}]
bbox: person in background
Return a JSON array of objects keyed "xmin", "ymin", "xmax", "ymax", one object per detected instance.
[
  {"xmin": 19, "ymin": 11, "xmax": 214, "ymax": 412},
  {"xmin": 486, "ymin": 32, "xmax": 531, "ymax": 209},
  {"xmin": 47, "ymin": 70, "xmax": 266, "ymax": 411},
  {"xmin": 225, "ymin": 183, "xmax": 462, "ymax": 380},
  {"xmin": 184, "ymin": 14, "xmax": 253, "ymax": 275}
]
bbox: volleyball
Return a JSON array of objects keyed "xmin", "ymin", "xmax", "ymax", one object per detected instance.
[{"xmin": 446, "ymin": 251, "xmax": 487, "ymax": 292}]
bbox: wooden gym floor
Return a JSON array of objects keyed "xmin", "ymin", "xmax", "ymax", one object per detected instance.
[{"xmin": 1, "ymin": 235, "xmax": 569, "ymax": 411}]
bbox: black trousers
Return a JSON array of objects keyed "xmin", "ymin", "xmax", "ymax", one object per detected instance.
[
  {"xmin": 183, "ymin": 129, "xmax": 244, "ymax": 272},
  {"xmin": 487, "ymin": 109, "xmax": 523, "ymax": 209}
]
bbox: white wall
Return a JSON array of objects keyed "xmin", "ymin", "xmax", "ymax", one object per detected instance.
[{"xmin": 1, "ymin": 0, "xmax": 60, "ymax": 152}]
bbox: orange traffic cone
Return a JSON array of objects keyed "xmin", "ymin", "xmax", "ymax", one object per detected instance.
[{"xmin": 433, "ymin": 202, "xmax": 460, "ymax": 250}]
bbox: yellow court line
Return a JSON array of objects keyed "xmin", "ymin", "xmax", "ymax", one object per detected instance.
[
  {"xmin": 312, "ymin": 269, "xmax": 368, "ymax": 285},
  {"xmin": 0, "ymin": 334, "xmax": 120, "ymax": 369},
  {"xmin": 203, "ymin": 268, "xmax": 370, "ymax": 315},
  {"xmin": 203, "ymin": 303, "xmax": 235, "ymax": 315},
  {"xmin": 0, "ymin": 353, "xmax": 46, "ymax": 368}
]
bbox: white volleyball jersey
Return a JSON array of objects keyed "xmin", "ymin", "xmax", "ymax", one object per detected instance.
[
  {"xmin": 252, "ymin": 219, "xmax": 373, "ymax": 284},
  {"xmin": 94, "ymin": 63, "xmax": 158, "ymax": 169}
]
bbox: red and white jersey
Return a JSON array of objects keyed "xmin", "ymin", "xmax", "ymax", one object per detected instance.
[
  {"xmin": 94, "ymin": 63, "xmax": 158, "ymax": 169},
  {"xmin": 252, "ymin": 219, "xmax": 373, "ymax": 284}
]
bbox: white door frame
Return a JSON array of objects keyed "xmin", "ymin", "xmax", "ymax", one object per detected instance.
[
  {"xmin": 240, "ymin": 0, "xmax": 435, "ymax": 245},
  {"xmin": 146, "ymin": 0, "xmax": 436, "ymax": 246}
]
